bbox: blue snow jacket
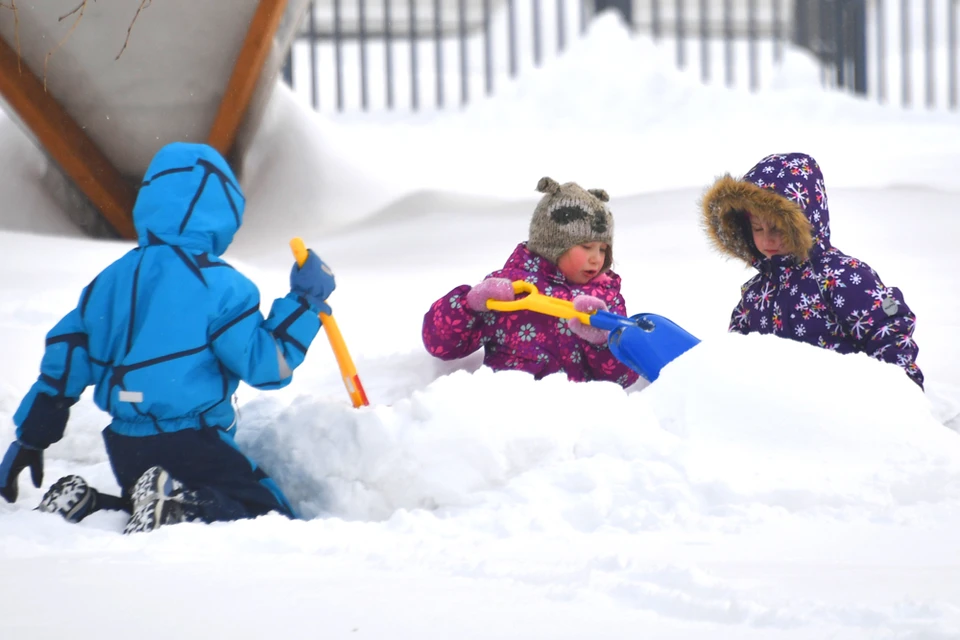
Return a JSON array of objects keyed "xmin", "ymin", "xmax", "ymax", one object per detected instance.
[{"xmin": 13, "ymin": 142, "xmax": 321, "ymax": 446}]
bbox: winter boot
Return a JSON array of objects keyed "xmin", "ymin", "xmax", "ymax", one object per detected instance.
[
  {"xmin": 37, "ymin": 475, "xmax": 100, "ymax": 523},
  {"xmin": 123, "ymin": 466, "xmax": 200, "ymax": 535}
]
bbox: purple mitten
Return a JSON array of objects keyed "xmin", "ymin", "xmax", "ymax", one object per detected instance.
[
  {"xmin": 568, "ymin": 295, "xmax": 609, "ymax": 344},
  {"xmin": 465, "ymin": 277, "xmax": 516, "ymax": 312}
]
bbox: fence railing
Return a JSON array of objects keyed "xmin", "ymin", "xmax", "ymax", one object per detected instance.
[{"xmin": 281, "ymin": 0, "xmax": 960, "ymax": 113}]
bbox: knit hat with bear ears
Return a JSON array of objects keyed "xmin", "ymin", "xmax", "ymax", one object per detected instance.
[{"xmin": 527, "ymin": 177, "xmax": 615, "ymax": 274}]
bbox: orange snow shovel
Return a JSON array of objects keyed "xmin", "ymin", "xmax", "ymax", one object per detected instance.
[{"xmin": 290, "ymin": 237, "xmax": 369, "ymax": 408}]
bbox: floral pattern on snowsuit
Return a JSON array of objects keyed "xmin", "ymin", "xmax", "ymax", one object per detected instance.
[
  {"xmin": 703, "ymin": 153, "xmax": 923, "ymax": 388},
  {"xmin": 422, "ymin": 243, "xmax": 640, "ymax": 388}
]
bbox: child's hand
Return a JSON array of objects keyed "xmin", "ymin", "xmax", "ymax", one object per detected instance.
[
  {"xmin": 569, "ymin": 295, "xmax": 609, "ymax": 345},
  {"xmin": 290, "ymin": 250, "xmax": 336, "ymax": 314},
  {"xmin": 465, "ymin": 278, "xmax": 515, "ymax": 312},
  {"xmin": 0, "ymin": 440, "xmax": 43, "ymax": 503}
]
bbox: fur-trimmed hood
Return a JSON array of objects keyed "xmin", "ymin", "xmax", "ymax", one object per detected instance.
[{"xmin": 701, "ymin": 153, "xmax": 832, "ymax": 266}]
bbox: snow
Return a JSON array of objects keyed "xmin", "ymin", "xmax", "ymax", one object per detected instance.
[{"xmin": 2, "ymin": 12, "xmax": 960, "ymax": 640}]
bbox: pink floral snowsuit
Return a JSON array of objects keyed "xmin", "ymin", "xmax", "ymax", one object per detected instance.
[{"xmin": 422, "ymin": 243, "xmax": 640, "ymax": 388}]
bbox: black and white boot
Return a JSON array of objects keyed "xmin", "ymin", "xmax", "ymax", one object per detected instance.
[
  {"xmin": 37, "ymin": 475, "xmax": 98, "ymax": 523},
  {"xmin": 123, "ymin": 466, "xmax": 199, "ymax": 534}
]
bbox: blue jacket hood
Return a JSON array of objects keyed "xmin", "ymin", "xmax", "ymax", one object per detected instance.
[{"xmin": 133, "ymin": 142, "xmax": 245, "ymax": 256}]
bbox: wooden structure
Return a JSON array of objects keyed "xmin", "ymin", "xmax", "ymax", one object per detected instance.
[{"xmin": 0, "ymin": 0, "xmax": 310, "ymax": 238}]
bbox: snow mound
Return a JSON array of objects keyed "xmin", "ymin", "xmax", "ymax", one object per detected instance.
[{"xmin": 238, "ymin": 332, "xmax": 956, "ymax": 529}]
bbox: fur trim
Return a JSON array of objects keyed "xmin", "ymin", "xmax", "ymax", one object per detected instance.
[{"xmin": 700, "ymin": 175, "xmax": 814, "ymax": 265}]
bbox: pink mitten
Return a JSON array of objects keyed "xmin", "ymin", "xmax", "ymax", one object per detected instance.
[
  {"xmin": 568, "ymin": 295, "xmax": 609, "ymax": 344},
  {"xmin": 465, "ymin": 277, "xmax": 516, "ymax": 312}
]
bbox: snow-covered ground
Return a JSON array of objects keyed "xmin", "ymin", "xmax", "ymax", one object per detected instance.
[{"xmin": 1, "ymin": 14, "xmax": 959, "ymax": 640}]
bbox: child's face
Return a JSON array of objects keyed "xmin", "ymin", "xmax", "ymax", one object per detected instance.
[
  {"xmin": 750, "ymin": 217, "xmax": 784, "ymax": 258},
  {"xmin": 557, "ymin": 242, "xmax": 608, "ymax": 284}
]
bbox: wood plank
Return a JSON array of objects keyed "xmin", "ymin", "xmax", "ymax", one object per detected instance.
[
  {"xmin": 0, "ymin": 36, "xmax": 137, "ymax": 239},
  {"xmin": 208, "ymin": 0, "xmax": 288, "ymax": 155}
]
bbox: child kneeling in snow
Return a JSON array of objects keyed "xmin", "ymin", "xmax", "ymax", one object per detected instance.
[
  {"xmin": 0, "ymin": 142, "xmax": 335, "ymax": 533},
  {"xmin": 422, "ymin": 177, "xmax": 639, "ymax": 388},
  {"xmin": 701, "ymin": 152, "xmax": 923, "ymax": 388}
]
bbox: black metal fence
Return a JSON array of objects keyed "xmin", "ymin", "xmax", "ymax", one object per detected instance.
[
  {"xmin": 795, "ymin": 0, "xmax": 959, "ymax": 108},
  {"xmin": 282, "ymin": 0, "xmax": 960, "ymax": 112}
]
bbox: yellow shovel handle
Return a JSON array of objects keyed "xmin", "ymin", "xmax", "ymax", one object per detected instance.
[
  {"xmin": 486, "ymin": 280, "xmax": 594, "ymax": 324},
  {"xmin": 290, "ymin": 237, "xmax": 369, "ymax": 408}
]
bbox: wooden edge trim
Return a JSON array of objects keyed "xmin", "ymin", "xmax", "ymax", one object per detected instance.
[
  {"xmin": 0, "ymin": 36, "xmax": 136, "ymax": 238},
  {"xmin": 208, "ymin": 0, "xmax": 289, "ymax": 155}
]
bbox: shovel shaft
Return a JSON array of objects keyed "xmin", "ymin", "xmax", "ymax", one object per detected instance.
[
  {"xmin": 486, "ymin": 281, "xmax": 595, "ymax": 324},
  {"xmin": 316, "ymin": 312, "xmax": 369, "ymax": 408},
  {"xmin": 290, "ymin": 237, "xmax": 309, "ymax": 266},
  {"xmin": 587, "ymin": 310, "xmax": 650, "ymax": 332},
  {"xmin": 485, "ymin": 281, "xmax": 642, "ymax": 330},
  {"xmin": 290, "ymin": 237, "xmax": 369, "ymax": 408}
]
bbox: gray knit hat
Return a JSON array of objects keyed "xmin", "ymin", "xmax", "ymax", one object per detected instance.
[{"xmin": 528, "ymin": 177, "xmax": 614, "ymax": 273}]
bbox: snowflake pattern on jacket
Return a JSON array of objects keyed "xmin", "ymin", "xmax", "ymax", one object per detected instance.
[
  {"xmin": 702, "ymin": 152, "xmax": 924, "ymax": 388},
  {"xmin": 422, "ymin": 243, "xmax": 640, "ymax": 388}
]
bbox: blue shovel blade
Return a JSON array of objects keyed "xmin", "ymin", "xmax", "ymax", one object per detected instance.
[{"xmin": 592, "ymin": 311, "xmax": 701, "ymax": 382}]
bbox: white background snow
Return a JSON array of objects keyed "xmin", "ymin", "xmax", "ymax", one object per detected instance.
[{"xmin": 1, "ymin": 8, "xmax": 960, "ymax": 640}]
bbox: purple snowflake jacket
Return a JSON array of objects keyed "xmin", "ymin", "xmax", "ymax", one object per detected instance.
[
  {"xmin": 702, "ymin": 153, "xmax": 923, "ymax": 388},
  {"xmin": 422, "ymin": 243, "xmax": 640, "ymax": 388}
]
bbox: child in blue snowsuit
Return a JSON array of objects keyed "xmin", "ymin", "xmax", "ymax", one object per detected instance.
[{"xmin": 0, "ymin": 142, "xmax": 335, "ymax": 533}]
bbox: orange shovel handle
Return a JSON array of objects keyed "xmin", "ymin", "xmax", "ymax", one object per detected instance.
[{"xmin": 290, "ymin": 237, "xmax": 369, "ymax": 408}]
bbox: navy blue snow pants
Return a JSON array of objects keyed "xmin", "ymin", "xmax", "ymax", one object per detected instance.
[{"xmin": 102, "ymin": 426, "xmax": 296, "ymax": 523}]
